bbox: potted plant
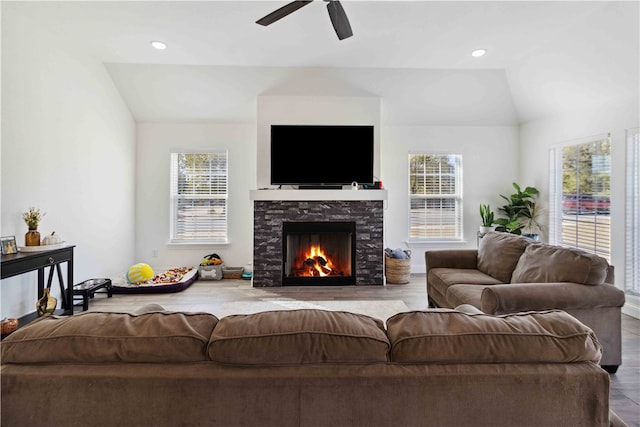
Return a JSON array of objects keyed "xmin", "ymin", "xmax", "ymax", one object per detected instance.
[
  {"xmin": 521, "ymin": 202, "xmax": 543, "ymax": 240},
  {"xmin": 479, "ymin": 204, "xmax": 495, "ymax": 235},
  {"xmin": 494, "ymin": 182, "xmax": 540, "ymax": 238}
]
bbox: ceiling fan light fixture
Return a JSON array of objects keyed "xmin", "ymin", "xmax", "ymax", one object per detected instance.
[
  {"xmin": 471, "ymin": 48, "xmax": 487, "ymax": 58},
  {"xmin": 151, "ymin": 41, "xmax": 167, "ymax": 50}
]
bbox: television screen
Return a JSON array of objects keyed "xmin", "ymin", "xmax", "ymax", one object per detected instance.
[{"xmin": 270, "ymin": 125, "xmax": 374, "ymax": 187}]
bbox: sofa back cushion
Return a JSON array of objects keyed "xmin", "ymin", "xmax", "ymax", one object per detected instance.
[
  {"xmin": 511, "ymin": 243, "xmax": 610, "ymax": 285},
  {"xmin": 1, "ymin": 310, "xmax": 218, "ymax": 364},
  {"xmin": 208, "ymin": 309, "xmax": 390, "ymax": 365},
  {"xmin": 477, "ymin": 232, "xmax": 531, "ymax": 283},
  {"xmin": 386, "ymin": 309, "xmax": 602, "ymax": 364}
]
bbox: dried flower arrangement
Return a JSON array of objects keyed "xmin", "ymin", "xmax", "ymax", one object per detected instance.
[{"xmin": 22, "ymin": 207, "xmax": 45, "ymax": 230}]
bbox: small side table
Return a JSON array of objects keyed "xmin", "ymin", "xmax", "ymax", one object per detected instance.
[{"xmin": 73, "ymin": 278, "xmax": 113, "ymax": 311}]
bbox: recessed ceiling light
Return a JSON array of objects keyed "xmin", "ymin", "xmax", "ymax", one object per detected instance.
[
  {"xmin": 471, "ymin": 49, "xmax": 487, "ymax": 58},
  {"xmin": 151, "ymin": 41, "xmax": 167, "ymax": 50}
]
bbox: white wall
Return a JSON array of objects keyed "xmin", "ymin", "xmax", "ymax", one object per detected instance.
[
  {"xmin": 1, "ymin": 7, "xmax": 136, "ymax": 318},
  {"xmin": 135, "ymin": 123, "xmax": 256, "ymax": 270},
  {"xmin": 519, "ymin": 98, "xmax": 640, "ymax": 318},
  {"xmin": 381, "ymin": 125, "xmax": 520, "ymax": 273}
]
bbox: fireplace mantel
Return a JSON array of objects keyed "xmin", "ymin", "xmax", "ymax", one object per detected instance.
[{"xmin": 250, "ymin": 189, "xmax": 387, "ymax": 201}]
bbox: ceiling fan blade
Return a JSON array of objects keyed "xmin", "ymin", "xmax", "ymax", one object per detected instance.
[
  {"xmin": 326, "ymin": 0, "xmax": 353, "ymax": 40},
  {"xmin": 256, "ymin": 1, "xmax": 314, "ymax": 26}
]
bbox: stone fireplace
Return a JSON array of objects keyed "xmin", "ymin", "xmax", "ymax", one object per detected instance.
[{"xmin": 251, "ymin": 190, "xmax": 386, "ymax": 287}]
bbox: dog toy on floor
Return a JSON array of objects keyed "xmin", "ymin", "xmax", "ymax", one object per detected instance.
[
  {"xmin": 127, "ymin": 263, "xmax": 154, "ymax": 284},
  {"xmin": 200, "ymin": 253, "xmax": 223, "ymax": 266}
]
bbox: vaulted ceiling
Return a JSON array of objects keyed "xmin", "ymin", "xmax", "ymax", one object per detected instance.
[{"xmin": 4, "ymin": 1, "xmax": 639, "ymax": 125}]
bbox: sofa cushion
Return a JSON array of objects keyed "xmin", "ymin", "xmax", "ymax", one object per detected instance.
[
  {"xmin": 454, "ymin": 304, "xmax": 484, "ymax": 314},
  {"xmin": 428, "ymin": 268, "xmax": 502, "ymax": 307},
  {"xmin": 133, "ymin": 303, "xmax": 167, "ymax": 314},
  {"xmin": 477, "ymin": 232, "xmax": 531, "ymax": 283},
  {"xmin": 511, "ymin": 244, "xmax": 610, "ymax": 285},
  {"xmin": 445, "ymin": 284, "xmax": 487, "ymax": 308},
  {"xmin": 386, "ymin": 309, "xmax": 602, "ymax": 364},
  {"xmin": 429, "ymin": 268, "xmax": 503, "ymax": 287},
  {"xmin": 208, "ymin": 309, "xmax": 390, "ymax": 365},
  {"xmin": 1, "ymin": 310, "xmax": 218, "ymax": 364}
]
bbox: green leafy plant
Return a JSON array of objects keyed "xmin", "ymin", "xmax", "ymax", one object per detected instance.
[
  {"xmin": 479, "ymin": 204, "xmax": 494, "ymax": 227},
  {"xmin": 494, "ymin": 183, "xmax": 540, "ymax": 235},
  {"xmin": 520, "ymin": 202, "xmax": 543, "ymax": 236},
  {"xmin": 493, "ymin": 214, "xmax": 525, "ymax": 235},
  {"xmin": 22, "ymin": 207, "xmax": 45, "ymax": 230}
]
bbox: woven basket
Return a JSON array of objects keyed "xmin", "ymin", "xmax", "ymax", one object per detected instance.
[
  {"xmin": 384, "ymin": 251, "xmax": 411, "ymax": 284},
  {"xmin": 222, "ymin": 266, "xmax": 244, "ymax": 279}
]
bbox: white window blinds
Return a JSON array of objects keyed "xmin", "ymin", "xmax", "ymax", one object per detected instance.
[
  {"xmin": 409, "ymin": 153, "xmax": 463, "ymax": 240},
  {"xmin": 170, "ymin": 152, "xmax": 228, "ymax": 243},
  {"xmin": 626, "ymin": 128, "xmax": 640, "ymax": 295},
  {"xmin": 549, "ymin": 136, "xmax": 611, "ymax": 261}
]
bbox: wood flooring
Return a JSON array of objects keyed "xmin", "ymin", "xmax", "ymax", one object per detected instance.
[{"xmin": 86, "ymin": 274, "xmax": 640, "ymax": 426}]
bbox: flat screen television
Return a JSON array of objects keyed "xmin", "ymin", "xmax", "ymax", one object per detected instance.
[{"xmin": 270, "ymin": 125, "xmax": 374, "ymax": 188}]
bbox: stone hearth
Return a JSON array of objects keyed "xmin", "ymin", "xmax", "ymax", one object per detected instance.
[{"xmin": 252, "ymin": 196, "xmax": 385, "ymax": 287}]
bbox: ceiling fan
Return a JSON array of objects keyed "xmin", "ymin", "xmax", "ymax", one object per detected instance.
[{"xmin": 256, "ymin": 0, "xmax": 353, "ymax": 40}]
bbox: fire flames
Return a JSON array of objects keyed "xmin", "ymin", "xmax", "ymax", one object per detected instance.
[{"xmin": 296, "ymin": 244, "xmax": 341, "ymax": 277}]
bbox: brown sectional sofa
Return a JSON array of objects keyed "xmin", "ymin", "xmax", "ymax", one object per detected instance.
[
  {"xmin": 0, "ymin": 305, "xmax": 626, "ymax": 426},
  {"xmin": 425, "ymin": 231, "xmax": 626, "ymax": 372}
]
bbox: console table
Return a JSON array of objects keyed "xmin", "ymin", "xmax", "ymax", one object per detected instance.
[{"xmin": 1, "ymin": 245, "xmax": 75, "ymax": 317}]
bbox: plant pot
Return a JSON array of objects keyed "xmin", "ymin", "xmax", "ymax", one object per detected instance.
[
  {"xmin": 479, "ymin": 226, "xmax": 495, "ymax": 235},
  {"xmin": 523, "ymin": 233, "xmax": 540, "ymax": 241},
  {"xmin": 25, "ymin": 229, "xmax": 41, "ymax": 246}
]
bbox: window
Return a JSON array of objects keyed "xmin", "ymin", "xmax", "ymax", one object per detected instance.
[
  {"xmin": 170, "ymin": 151, "xmax": 228, "ymax": 243},
  {"xmin": 409, "ymin": 153, "xmax": 463, "ymax": 240},
  {"xmin": 626, "ymin": 128, "xmax": 640, "ymax": 295},
  {"xmin": 549, "ymin": 136, "xmax": 611, "ymax": 260}
]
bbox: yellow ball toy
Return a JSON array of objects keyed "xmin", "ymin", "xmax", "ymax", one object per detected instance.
[{"xmin": 127, "ymin": 263, "xmax": 154, "ymax": 284}]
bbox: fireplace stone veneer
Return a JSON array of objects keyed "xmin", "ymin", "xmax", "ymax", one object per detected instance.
[{"xmin": 253, "ymin": 200, "xmax": 384, "ymax": 287}]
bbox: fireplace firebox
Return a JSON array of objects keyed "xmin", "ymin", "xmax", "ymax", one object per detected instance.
[{"xmin": 282, "ymin": 222, "xmax": 356, "ymax": 286}]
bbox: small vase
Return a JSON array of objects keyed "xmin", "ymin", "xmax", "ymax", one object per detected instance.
[{"xmin": 25, "ymin": 229, "xmax": 41, "ymax": 246}]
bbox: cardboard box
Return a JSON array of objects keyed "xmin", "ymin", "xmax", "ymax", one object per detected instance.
[{"xmin": 198, "ymin": 264, "xmax": 224, "ymax": 281}]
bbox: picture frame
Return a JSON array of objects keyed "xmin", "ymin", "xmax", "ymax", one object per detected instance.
[{"xmin": 1, "ymin": 236, "xmax": 18, "ymax": 255}]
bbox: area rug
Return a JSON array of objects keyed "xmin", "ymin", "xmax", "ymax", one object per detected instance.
[{"xmin": 214, "ymin": 299, "xmax": 411, "ymax": 323}]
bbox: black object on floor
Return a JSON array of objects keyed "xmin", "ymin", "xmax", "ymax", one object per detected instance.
[{"xmin": 73, "ymin": 278, "xmax": 112, "ymax": 311}]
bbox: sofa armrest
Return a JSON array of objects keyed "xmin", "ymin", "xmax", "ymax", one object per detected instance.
[
  {"xmin": 481, "ymin": 282, "xmax": 626, "ymax": 315},
  {"xmin": 425, "ymin": 250, "xmax": 478, "ymax": 273},
  {"xmin": 605, "ymin": 265, "xmax": 615, "ymax": 285}
]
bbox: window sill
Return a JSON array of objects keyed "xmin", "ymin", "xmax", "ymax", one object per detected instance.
[
  {"xmin": 168, "ymin": 241, "xmax": 230, "ymax": 247},
  {"xmin": 406, "ymin": 240, "xmax": 467, "ymax": 246}
]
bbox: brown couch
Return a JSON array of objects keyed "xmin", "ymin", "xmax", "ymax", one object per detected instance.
[
  {"xmin": 425, "ymin": 231, "xmax": 626, "ymax": 372},
  {"xmin": 0, "ymin": 305, "xmax": 626, "ymax": 426}
]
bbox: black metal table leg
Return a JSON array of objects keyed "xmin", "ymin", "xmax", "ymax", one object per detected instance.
[{"xmin": 45, "ymin": 264, "xmax": 69, "ymax": 310}]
